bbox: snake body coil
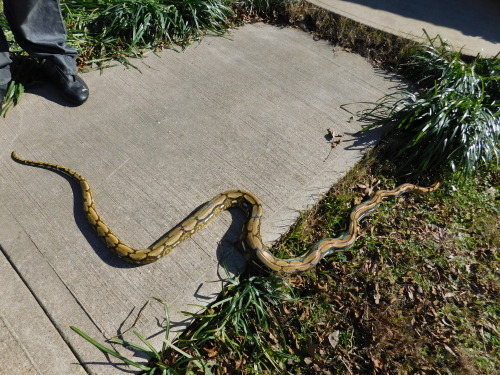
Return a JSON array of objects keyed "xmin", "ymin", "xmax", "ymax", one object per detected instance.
[{"xmin": 12, "ymin": 151, "xmax": 439, "ymax": 272}]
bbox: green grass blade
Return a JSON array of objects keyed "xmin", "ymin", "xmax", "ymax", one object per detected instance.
[
  {"xmin": 70, "ymin": 326, "xmax": 152, "ymax": 371},
  {"xmin": 133, "ymin": 330, "xmax": 161, "ymax": 360}
]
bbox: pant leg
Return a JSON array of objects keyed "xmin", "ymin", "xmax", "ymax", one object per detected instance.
[
  {"xmin": 0, "ymin": 26, "xmax": 12, "ymax": 85},
  {"xmin": 3, "ymin": 0, "xmax": 77, "ymax": 74}
]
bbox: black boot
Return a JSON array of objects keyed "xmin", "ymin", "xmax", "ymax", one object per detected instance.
[{"xmin": 43, "ymin": 61, "xmax": 89, "ymax": 105}]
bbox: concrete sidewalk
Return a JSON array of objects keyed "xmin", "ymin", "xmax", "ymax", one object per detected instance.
[
  {"xmin": 1, "ymin": 23, "xmax": 393, "ymax": 374},
  {"xmin": 309, "ymin": 0, "xmax": 500, "ymax": 57},
  {"xmin": 0, "ymin": 1, "xmax": 498, "ymax": 374}
]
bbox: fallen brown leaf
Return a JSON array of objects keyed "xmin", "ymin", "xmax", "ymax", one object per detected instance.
[
  {"xmin": 203, "ymin": 345, "xmax": 218, "ymax": 358},
  {"xmin": 328, "ymin": 330, "xmax": 340, "ymax": 348}
]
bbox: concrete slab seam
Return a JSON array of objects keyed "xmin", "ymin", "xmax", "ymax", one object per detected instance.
[{"xmin": 0, "ymin": 244, "xmax": 92, "ymax": 375}]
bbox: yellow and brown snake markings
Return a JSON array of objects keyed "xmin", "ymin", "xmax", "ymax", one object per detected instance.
[{"xmin": 11, "ymin": 151, "xmax": 440, "ymax": 272}]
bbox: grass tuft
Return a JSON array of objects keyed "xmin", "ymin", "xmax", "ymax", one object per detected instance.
[
  {"xmin": 174, "ymin": 273, "xmax": 295, "ymax": 374},
  {"xmin": 63, "ymin": 0, "xmax": 234, "ymax": 65},
  {"xmin": 361, "ymin": 34, "xmax": 500, "ymax": 176},
  {"xmin": 73, "ymin": 273, "xmax": 295, "ymax": 374}
]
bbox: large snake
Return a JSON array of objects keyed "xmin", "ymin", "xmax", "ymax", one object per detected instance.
[{"xmin": 11, "ymin": 151, "xmax": 439, "ymax": 272}]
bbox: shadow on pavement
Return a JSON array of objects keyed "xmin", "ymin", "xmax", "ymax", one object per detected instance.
[{"xmin": 343, "ymin": 0, "xmax": 500, "ymax": 44}]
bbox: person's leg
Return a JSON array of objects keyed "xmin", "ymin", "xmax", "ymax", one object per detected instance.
[
  {"xmin": 3, "ymin": 0, "xmax": 77, "ymax": 73},
  {"xmin": 3, "ymin": 0, "xmax": 89, "ymax": 105},
  {"xmin": 0, "ymin": 28, "xmax": 12, "ymax": 107}
]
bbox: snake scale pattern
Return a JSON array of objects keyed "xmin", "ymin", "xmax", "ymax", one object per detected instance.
[{"xmin": 12, "ymin": 151, "xmax": 439, "ymax": 272}]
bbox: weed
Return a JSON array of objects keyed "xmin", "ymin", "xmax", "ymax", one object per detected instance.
[{"xmin": 233, "ymin": 0, "xmax": 292, "ymax": 20}]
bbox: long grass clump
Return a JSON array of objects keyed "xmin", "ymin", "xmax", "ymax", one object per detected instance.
[
  {"xmin": 62, "ymin": 0, "xmax": 234, "ymax": 64},
  {"xmin": 73, "ymin": 273, "xmax": 294, "ymax": 374},
  {"xmin": 362, "ymin": 35, "xmax": 500, "ymax": 176}
]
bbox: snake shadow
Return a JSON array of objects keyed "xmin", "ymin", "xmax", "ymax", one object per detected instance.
[
  {"xmin": 11, "ymin": 154, "xmax": 251, "ymax": 273},
  {"xmin": 45, "ymin": 166, "xmax": 250, "ymax": 273},
  {"xmin": 71, "ymin": 182, "xmax": 250, "ymax": 272},
  {"xmin": 108, "ymin": 210, "xmax": 251, "ymax": 351},
  {"xmin": 10, "ymin": 153, "xmax": 249, "ymax": 270},
  {"xmin": 68, "ymin": 202, "xmax": 249, "ymax": 371},
  {"xmin": 24, "ymin": 167, "xmax": 137, "ymax": 268}
]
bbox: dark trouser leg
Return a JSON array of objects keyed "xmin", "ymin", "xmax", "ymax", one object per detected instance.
[
  {"xmin": 0, "ymin": 26, "xmax": 12, "ymax": 85},
  {"xmin": 0, "ymin": 27, "xmax": 11, "ymax": 107},
  {"xmin": 3, "ymin": 0, "xmax": 77, "ymax": 74},
  {"xmin": 2, "ymin": 0, "xmax": 88, "ymax": 105}
]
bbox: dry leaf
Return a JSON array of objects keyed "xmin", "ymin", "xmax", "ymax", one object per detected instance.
[
  {"xmin": 289, "ymin": 330, "xmax": 300, "ymax": 350},
  {"xmin": 407, "ymin": 287, "xmax": 414, "ymax": 301},
  {"xmin": 315, "ymin": 281, "xmax": 328, "ymax": 292},
  {"xmin": 443, "ymin": 344, "xmax": 457, "ymax": 357},
  {"xmin": 331, "ymin": 138, "xmax": 342, "ymax": 148},
  {"xmin": 300, "ymin": 306, "xmax": 310, "ymax": 321},
  {"xmin": 373, "ymin": 283, "xmax": 381, "ymax": 304},
  {"xmin": 307, "ymin": 338, "xmax": 318, "ymax": 356},
  {"xmin": 282, "ymin": 302, "xmax": 291, "ymax": 315},
  {"xmin": 328, "ymin": 330, "xmax": 340, "ymax": 348},
  {"xmin": 372, "ymin": 358, "xmax": 383, "ymax": 369},
  {"xmin": 235, "ymin": 358, "xmax": 246, "ymax": 369},
  {"xmin": 330, "ymin": 294, "xmax": 343, "ymax": 307},
  {"xmin": 203, "ymin": 345, "xmax": 218, "ymax": 358},
  {"xmin": 268, "ymin": 328, "xmax": 279, "ymax": 344}
]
